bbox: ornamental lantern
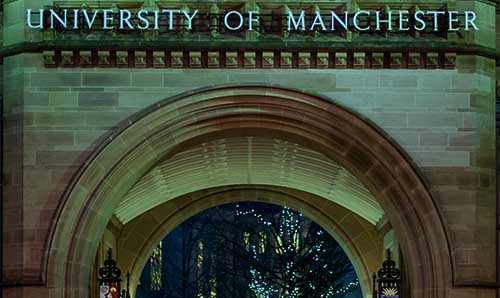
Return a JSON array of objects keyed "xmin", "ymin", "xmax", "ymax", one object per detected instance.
[
  {"xmin": 372, "ymin": 249, "xmax": 401, "ymax": 298},
  {"xmin": 98, "ymin": 249, "xmax": 130, "ymax": 298}
]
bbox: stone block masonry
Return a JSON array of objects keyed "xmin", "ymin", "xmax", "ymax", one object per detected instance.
[
  {"xmin": 21, "ymin": 66, "xmax": 483, "ymax": 168},
  {"xmin": 1, "ymin": 50, "xmax": 496, "ymax": 297}
]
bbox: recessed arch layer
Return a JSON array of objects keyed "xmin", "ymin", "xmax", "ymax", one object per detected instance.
[
  {"xmin": 45, "ymin": 85, "xmax": 452, "ymax": 298},
  {"xmin": 118, "ymin": 136, "xmax": 383, "ymax": 225}
]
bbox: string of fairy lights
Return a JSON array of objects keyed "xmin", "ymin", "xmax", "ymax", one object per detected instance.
[
  {"xmin": 320, "ymin": 279, "xmax": 360, "ymax": 297},
  {"xmin": 236, "ymin": 205, "xmax": 360, "ymax": 298},
  {"xmin": 249, "ymin": 267, "xmax": 279, "ymax": 298}
]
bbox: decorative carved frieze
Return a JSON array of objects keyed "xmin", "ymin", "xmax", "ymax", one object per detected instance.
[
  {"xmin": 263, "ymin": 52, "xmax": 274, "ymax": 68},
  {"xmin": 208, "ymin": 52, "xmax": 220, "ymax": 68},
  {"xmin": 317, "ymin": 52, "xmax": 329, "ymax": 68},
  {"xmin": 298, "ymin": 52, "xmax": 310, "ymax": 69},
  {"xmin": 444, "ymin": 53, "xmax": 456, "ymax": 69},
  {"xmin": 426, "ymin": 52, "xmax": 439, "ymax": 68},
  {"xmin": 335, "ymin": 52, "xmax": 347, "ymax": 68},
  {"xmin": 226, "ymin": 52, "xmax": 238, "ymax": 68},
  {"xmin": 98, "ymin": 51, "xmax": 111, "ymax": 66},
  {"xmin": 117, "ymin": 51, "xmax": 128, "ymax": 67},
  {"xmin": 171, "ymin": 51, "xmax": 183, "ymax": 68},
  {"xmin": 135, "ymin": 51, "xmax": 147, "ymax": 68},
  {"xmin": 42, "ymin": 50, "xmax": 457, "ymax": 69},
  {"xmin": 281, "ymin": 52, "xmax": 292, "ymax": 68},
  {"xmin": 372, "ymin": 53, "xmax": 384, "ymax": 68},
  {"xmin": 408, "ymin": 53, "xmax": 420, "ymax": 68},
  {"xmin": 189, "ymin": 52, "xmax": 202, "ymax": 68},
  {"xmin": 390, "ymin": 53, "xmax": 402, "ymax": 69},
  {"xmin": 61, "ymin": 51, "xmax": 74, "ymax": 66},
  {"xmin": 153, "ymin": 51, "xmax": 165, "ymax": 68},
  {"xmin": 353, "ymin": 52, "xmax": 365, "ymax": 68},
  {"xmin": 244, "ymin": 52, "xmax": 256, "ymax": 68}
]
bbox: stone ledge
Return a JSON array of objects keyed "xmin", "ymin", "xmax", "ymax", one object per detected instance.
[{"xmin": 42, "ymin": 50, "xmax": 457, "ymax": 69}]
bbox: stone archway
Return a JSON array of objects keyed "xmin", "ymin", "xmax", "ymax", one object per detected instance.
[
  {"xmin": 44, "ymin": 85, "xmax": 452, "ymax": 298},
  {"xmin": 116, "ymin": 185, "xmax": 383, "ymax": 298}
]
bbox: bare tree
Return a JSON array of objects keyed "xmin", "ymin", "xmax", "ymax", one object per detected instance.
[{"xmin": 137, "ymin": 203, "xmax": 360, "ymax": 298}]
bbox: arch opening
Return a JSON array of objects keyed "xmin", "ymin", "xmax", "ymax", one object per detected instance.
[
  {"xmin": 115, "ymin": 185, "xmax": 382, "ymax": 298},
  {"xmin": 134, "ymin": 201, "xmax": 363, "ymax": 298}
]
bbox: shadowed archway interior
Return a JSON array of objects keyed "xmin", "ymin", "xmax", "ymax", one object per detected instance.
[
  {"xmin": 45, "ymin": 85, "xmax": 451, "ymax": 298},
  {"xmin": 116, "ymin": 185, "xmax": 382, "ymax": 298}
]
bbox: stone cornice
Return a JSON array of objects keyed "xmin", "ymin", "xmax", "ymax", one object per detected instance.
[
  {"xmin": 0, "ymin": 40, "xmax": 498, "ymax": 64},
  {"xmin": 42, "ymin": 48, "xmax": 458, "ymax": 68}
]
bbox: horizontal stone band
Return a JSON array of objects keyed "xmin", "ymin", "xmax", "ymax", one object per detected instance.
[{"xmin": 43, "ymin": 50, "xmax": 456, "ymax": 69}]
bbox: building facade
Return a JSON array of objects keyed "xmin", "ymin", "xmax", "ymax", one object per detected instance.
[{"xmin": 0, "ymin": 0, "xmax": 499, "ymax": 298}]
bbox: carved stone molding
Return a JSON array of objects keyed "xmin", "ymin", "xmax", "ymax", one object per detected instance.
[{"xmin": 43, "ymin": 50, "xmax": 457, "ymax": 69}]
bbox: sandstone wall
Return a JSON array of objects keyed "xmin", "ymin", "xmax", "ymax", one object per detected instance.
[{"xmin": 2, "ymin": 53, "xmax": 496, "ymax": 290}]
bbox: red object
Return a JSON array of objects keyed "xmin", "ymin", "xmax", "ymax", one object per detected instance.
[{"xmin": 100, "ymin": 285, "xmax": 120, "ymax": 298}]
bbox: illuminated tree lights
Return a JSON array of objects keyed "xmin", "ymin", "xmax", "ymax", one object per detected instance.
[
  {"xmin": 137, "ymin": 203, "xmax": 360, "ymax": 298},
  {"xmin": 237, "ymin": 204, "xmax": 359, "ymax": 298}
]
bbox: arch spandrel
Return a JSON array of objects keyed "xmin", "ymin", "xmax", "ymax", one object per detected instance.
[{"xmin": 46, "ymin": 85, "xmax": 452, "ymax": 298}]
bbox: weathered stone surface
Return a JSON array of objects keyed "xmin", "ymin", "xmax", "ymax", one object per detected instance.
[
  {"xmin": 1, "ymin": 43, "xmax": 497, "ymax": 298},
  {"xmin": 24, "ymin": 92, "xmax": 49, "ymax": 106},
  {"xmin": 34, "ymin": 112, "xmax": 86, "ymax": 126},
  {"xmin": 82, "ymin": 73, "xmax": 131, "ymax": 87},
  {"xmin": 131, "ymin": 73, "xmax": 163, "ymax": 87},
  {"xmin": 78, "ymin": 92, "xmax": 119, "ymax": 107},
  {"xmin": 420, "ymin": 132, "xmax": 448, "ymax": 146},
  {"xmin": 49, "ymin": 92, "xmax": 79, "ymax": 107},
  {"xmin": 31, "ymin": 73, "xmax": 82, "ymax": 87}
]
